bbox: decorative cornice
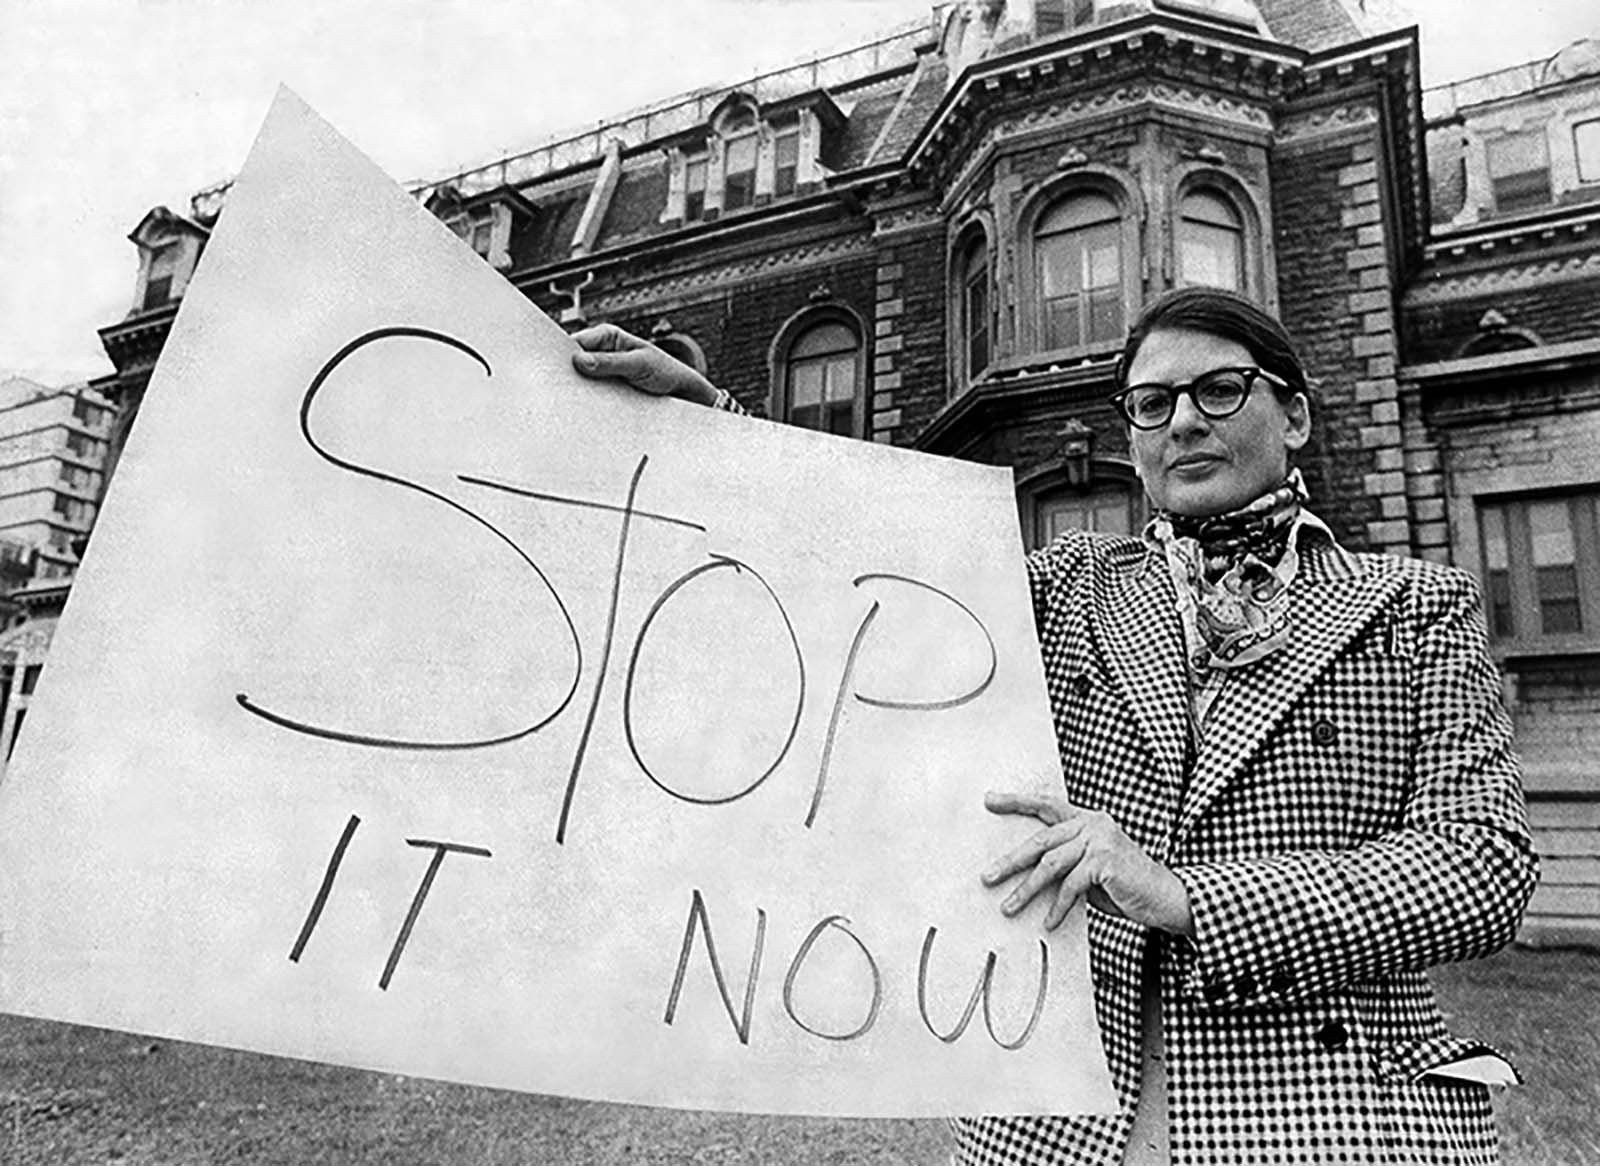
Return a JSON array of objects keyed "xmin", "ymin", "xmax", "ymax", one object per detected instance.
[
  {"xmin": 914, "ymin": 357, "xmax": 1120, "ymax": 456},
  {"xmin": 872, "ymin": 202, "xmax": 943, "ymax": 238},
  {"xmin": 98, "ymin": 308, "xmax": 176, "ymax": 373},
  {"xmin": 1273, "ymin": 101, "xmax": 1378, "ymax": 143},
  {"xmin": 1401, "ymin": 336, "xmax": 1600, "ymax": 387},
  {"xmin": 1403, "ymin": 250, "xmax": 1600, "ymax": 305},
  {"xmin": 585, "ymin": 233, "xmax": 877, "ymax": 312},
  {"xmin": 941, "ymin": 80, "xmax": 1271, "ymax": 208}
]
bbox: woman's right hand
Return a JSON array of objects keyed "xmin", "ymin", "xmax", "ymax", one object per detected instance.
[{"xmin": 570, "ymin": 324, "xmax": 720, "ymax": 406}]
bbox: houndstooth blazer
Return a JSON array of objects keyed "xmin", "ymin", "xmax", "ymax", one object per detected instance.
[{"xmin": 955, "ymin": 525, "xmax": 1539, "ymax": 1166}]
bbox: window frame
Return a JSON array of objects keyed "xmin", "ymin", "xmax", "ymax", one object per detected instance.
[
  {"xmin": 770, "ymin": 310, "xmax": 867, "ymax": 439},
  {"xmin": 143, "ymin": 242, "xmax": 180, "ymax": 310},
  {"xmin": 773, "ymin": 127, "xmax": 800, "ymax": 198},
  {"xmin": 1175, "ymin": 187, "xmax": 1246, "ymax": 292},
  {"xmin": 956, "ymin": 230, "xmax": 992, "ymax": 386},
  {"xmin": 1478, "ymin": 490, "xmax": 1600, "ymax": 656},
  {"xmin": 1015, "ymin": 460, "xmax": 1144, "ymax": 551},
  {"xmin": 683, "ymin": 153, "xmax": 709, "ymax": 221},
  {"xmin": 1573, "ymin": 118, "xmax": 1600, "ymax": 186},
  {"xmin": 722, "ymin": 133, "xmax": 758, "ymax": 212},
  {"xmin": 1486, "ymin": 129, "xmax": 1554, "ymax": 214},
  {"xmin": 1018, "ymin": 178, "xmax": 1139, "ymax": 360}
]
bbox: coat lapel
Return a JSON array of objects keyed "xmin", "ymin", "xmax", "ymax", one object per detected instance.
[
  {"xmin": 1090, "ymin": 542, "xmax": 1191, "ymax": 789},
  {"xmin": 1173, "ymin": 550, "xmax": 1404, "ymax": 845}
]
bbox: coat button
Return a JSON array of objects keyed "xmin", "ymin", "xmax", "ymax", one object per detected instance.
[
  {"xmin": 1311, "ymin": 718, "xmax": 1339, "ymax": 747},
  {"xmin": 1203, "ymin": 978, "xmax": 1228, "ymax": 1002},
  {"xmin": 1269, "ymin": 969, "xmax": 1294, "ymax": 995},
  {"xmin": 1072, "ymin": 675, "xmax": 1091, "ymax": 697},
  {"xmin": 1235, "ymin": 974, "xmax": 1256, "ymax": 998},
  {"xmin": 1316, "ymin": 1020, "xmax": 1350, "ymax": 1050}
]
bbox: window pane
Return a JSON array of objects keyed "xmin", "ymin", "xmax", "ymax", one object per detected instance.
[
  {"xmin": 792, "ymin": 322, "xmax": 857, "ymax": 360},
  {"xmin": 1577, "ymin": 119, "xmax": 1600, "ymax": 184},
  {"xmin": 1043, "ymin": 299, "xmax": 1082, "ymax": 351},
  {"xmin": 1179, "ymin": 222, "xmax": 1242, "ymax": 290},
  {"xmin": 1036, "ymin": 200, "xmax": 1122, "ymax": 351},
  {"xmin": 1529, "ymin": 499, "xmax": 1581, "ymax": 633},
  {"xmin": 725, "ymin": 172, "xmax": 755, "ymax": 210},
  {"xmin": 1038, "ymin": 192, "xmax": 1118, "ymax": 234},
  {"xmin": 1181, "ymin": 190, "xmax": 1240, "ymax": 229},
  {"xmin": 964, "ymin": 244, "xmax": 989, "ymax": 375},
  {"xmin": 1084, "ymin": 229, "xmax": 1120, "ymax": 289},
  {"xmin": 1487, "ymin": 132, "xmax": 1548, "ymax": 176},
  {"xmin": 1087, "ymin": 288, "xmax": 1124, "ymax": 344},
  {"xmin": 1487, "ymin": 131, "xmax": 1551, "ymax": 212},
  {"xmin": 1537, "ymin": 566, "xmax": 1582, "ymax": 633},
  {"xmin": 1036, "ymin": 485, "xmax": 1133, "ymax": 547},
  {"xmin": 1481, "ymin": 505, "xmax": 1514, "ymax": 637},
  {"xmin": 1038, "ymin": 234, "xmax": 1080, "ymax": 299},
  {"xmin": 684, "ymin": 156, "xmax": 707, "ymax": 219},
  {"xmin": 787, "ymin": 330, "xmax": 858, "ymax": 435},
  {"xmin": 725, "ymin": 136, "xmax": 757, "ymax": 172},
  {"xmin": 790, "ymin": 361, "xmax": 825, "ymax": 409},
  {"xmin": 148, "ymin": 243, "xmax": 179, "ymax": 279},
  {"xmin": 821, "ymin": 353, "xmax": 855, "ymax": 406},
  {"xmin": 1528, "ymin": 499, "xmax": 1575, "ymax": 566},
  {"xmin": 774, "ymin": 131, "xmax": 799, "ymax": 196}
]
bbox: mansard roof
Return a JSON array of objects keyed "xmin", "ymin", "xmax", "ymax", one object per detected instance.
[
  {"xmin": 156, "ymin": 1, "xmax": 1419, "ymax": 280},
  {"xmin": 127, "ymin": 205, "xmax": 209, "ymax": 247}
]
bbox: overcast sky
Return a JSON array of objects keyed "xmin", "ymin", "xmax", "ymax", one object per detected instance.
[{"xmin": 2, "ymin": 0, "xmax": 1597, "ymax": 385}]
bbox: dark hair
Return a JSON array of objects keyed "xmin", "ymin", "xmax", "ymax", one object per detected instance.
[{"xmin": 1113, "ymin": 286, "xmax": 1308, "ymax": 402}]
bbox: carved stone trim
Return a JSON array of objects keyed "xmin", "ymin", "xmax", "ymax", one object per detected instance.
[
  {"xmin": 584, "ymin": 234, "xmax": 876, "ymax": 311},
  {"xmin": 1274, "ymin": 103, "xmax": 1379, "ymax": 144},
  {"xmin": 1404, "ymin": 252, "xmax": 1600, "ymax": 305}
]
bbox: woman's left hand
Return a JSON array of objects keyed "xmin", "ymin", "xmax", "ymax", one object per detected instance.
[{"xmin": 982, "ymin": 791, "xmax": 1194, "ymax": 936}]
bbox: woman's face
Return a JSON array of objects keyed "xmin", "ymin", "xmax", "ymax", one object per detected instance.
[{"xmin": 1125, "ymin": 327, "xmax": 1310, "ymax": 518}]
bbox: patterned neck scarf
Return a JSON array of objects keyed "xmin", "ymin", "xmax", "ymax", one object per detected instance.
[{"xmin": 1149, "ymin": 469, "xmax": 1308, "ymax": 670}]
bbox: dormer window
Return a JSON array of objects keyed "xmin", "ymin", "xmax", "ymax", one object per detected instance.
[
  {"xmin": 685, "ymin": 154, "xmax": 708, "ymax": 220},
  {"xmin": 1487, "ymin": 130, "xmax": 1552, "ymax": 213},
  {"xmin": 774, "ymin": 128, "xmax": 800, "ymax": 198},
  {"xmin": 1573, "ymin": 118, "xmax": 1600, "ymax": 184},
  {"xmin": 426, "ymin": 188, "xmax": 517, "ymax": 270},
  {"xmin": 724, "ymin": 134, "xmax": 758, "ymax": 211},
  {"xmin": 144, "ymin": 244, "xmax": 180, "ymax": 310},
  {"xmin": 663, "ymin": 92, "xmax": 836, "ymax": 225}
]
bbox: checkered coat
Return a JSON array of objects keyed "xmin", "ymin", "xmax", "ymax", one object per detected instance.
[{"xmin": 954, "ymin": 527, "xmax": 1538, "ymax": 1166}]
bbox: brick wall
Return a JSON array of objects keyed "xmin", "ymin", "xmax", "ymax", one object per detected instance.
[
  {"xmin": 1271, "ymin": 116, "xmax": 1406, "ymax": 554},
  {"xmin": 1405, "ymin": 272, "xmax": 1600, "ymax": 363},
  {"xmin": 594, "ymin": 238, "xmax": 880, "ymax": 420},
  {"xmin": 1417, "ymin": 385, "xmax": 1600, "ymax": 947}
]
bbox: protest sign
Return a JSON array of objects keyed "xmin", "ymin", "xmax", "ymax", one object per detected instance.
[{"xmin": 0, "ymin": 90, "xmax": 1114, "ymax": 1118}]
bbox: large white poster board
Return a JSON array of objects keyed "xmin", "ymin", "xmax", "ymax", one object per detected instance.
[{"xmin": 0, "ymin": 91, "xmax": 1114, "ymax": 1118}]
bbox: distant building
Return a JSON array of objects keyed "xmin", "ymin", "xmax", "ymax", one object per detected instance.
[
  {"xmin": 0, "ymin": 375, "xmax": 114, "ymax": 761},
  {"xmin": 94, "ymin": 0, "xmax": 1600, "ymax": 943},
  {"xmin": 0, "ymin": 376, "xmax": 113, "ymax": 582}
]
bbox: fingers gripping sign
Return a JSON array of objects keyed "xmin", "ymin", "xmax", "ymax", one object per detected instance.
[
  {"xmin": 570, "ymin": 323, "xmax": 720, "ymax": 405},
  {"xmin": 981, "ymin": 792, "xmax": 1195, "ymax": 937}
]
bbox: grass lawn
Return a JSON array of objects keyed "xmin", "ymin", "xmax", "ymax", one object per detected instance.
[{"xmin": 0, "ymin": 945, "xmax": 1593, "ymax": 1164}]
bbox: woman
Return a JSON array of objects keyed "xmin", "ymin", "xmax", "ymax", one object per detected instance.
[{"xmin": 571, "ymin": 288, "xmax": 1538, "ymax": 1165}]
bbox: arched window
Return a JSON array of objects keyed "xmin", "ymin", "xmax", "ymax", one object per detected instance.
[
  {"xmin": 1177, "ymin": 189, "xmax": 1244, "ymax": 290},
  {"xmin": 784, "ymin": 321, "xmax": 861, "ymax": 436},
  {"xmin": 653, "ymin": 332, "xmax": 708, "ymax": 375},
  {"xmin": 1035, "ymin": 193, "xmax": 1124, "ymax": 351},
  {"xmin": 959, "ymin": 235, "xmax": 991, "ymax": 380}
]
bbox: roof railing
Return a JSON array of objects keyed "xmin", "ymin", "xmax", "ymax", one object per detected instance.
[
  {"xmin": 412, "ymin": 10, "xmax": 942, "ymax": 197},
  {"xmin": 190, "ymin": 10, "xmax": 943, "ymax": 219}
]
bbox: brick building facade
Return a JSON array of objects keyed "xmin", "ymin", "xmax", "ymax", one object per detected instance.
[{"xmin": 94, "ymin": 1, "xmax": 1600, "ymax": 943}]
